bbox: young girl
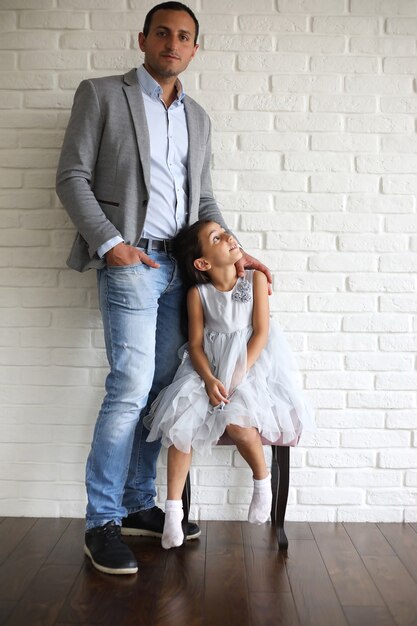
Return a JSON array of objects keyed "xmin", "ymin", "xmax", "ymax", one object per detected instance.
[{"xmin": 146, "ymin": 220, "xmax": 315, "ymax": 549}]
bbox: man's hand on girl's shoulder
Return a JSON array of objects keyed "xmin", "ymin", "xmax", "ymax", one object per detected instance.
[{"xmin": 235, "ymin": 250, "xmax": 273, "ymax": 295}]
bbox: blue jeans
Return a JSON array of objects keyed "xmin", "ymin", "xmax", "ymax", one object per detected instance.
[{"xmin": 85, "ymin": 250, "xmax": 186, "ymax": 530}]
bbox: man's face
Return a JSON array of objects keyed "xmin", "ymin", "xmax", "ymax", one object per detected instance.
[{"xmin": 138, "ymin": 9, "xmax": 199, "ymax": 82}]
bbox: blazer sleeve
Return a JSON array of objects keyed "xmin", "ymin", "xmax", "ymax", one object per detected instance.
[
  {"xmin": 197, "ymin": 117, "xmax": 229, "ymax": 231},
  {"xmin": 56, "ymin": 79, "xmax": 121, "ymax": 258}
]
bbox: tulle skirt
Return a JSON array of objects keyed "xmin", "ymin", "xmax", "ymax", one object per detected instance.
[{"xmin": 145, "ymin": 321, "xmax": 315, "ymax": 456}]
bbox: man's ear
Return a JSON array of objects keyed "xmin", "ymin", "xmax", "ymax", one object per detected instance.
[
  {"xmin": 190, "ymin": 43, "xmax": 199, "ymax": 61},
  {"xmin": 194, "ymin": 257, "xmax": 211, "ymax": 272},
  {"xmin": 138, "ymin": 32, "xmax": 146, "ymax": 52}
]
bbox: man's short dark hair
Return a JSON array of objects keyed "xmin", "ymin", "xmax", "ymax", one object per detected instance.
[{"xmin": 143, "ymin": 2, "xmax": 199, "ymax": 45}]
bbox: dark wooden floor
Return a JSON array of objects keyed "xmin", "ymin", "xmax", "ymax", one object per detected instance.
[{"xmin": 1, "ymin": 518, "xmax": 417, "ymax": 626}]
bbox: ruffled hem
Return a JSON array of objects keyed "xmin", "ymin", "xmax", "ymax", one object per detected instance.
[{"xmin": 146, "ymin": 363, "xmax": 315, "ymax": 456}]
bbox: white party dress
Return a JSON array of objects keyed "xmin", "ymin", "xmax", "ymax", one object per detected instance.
[{"xmin": 146, "ymin": 270, "xmax": 315, "ymax": 455}]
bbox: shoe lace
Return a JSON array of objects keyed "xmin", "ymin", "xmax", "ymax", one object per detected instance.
[{"xmin": 102, "ymin": 522, "xmax": 121, "ymax": 543}]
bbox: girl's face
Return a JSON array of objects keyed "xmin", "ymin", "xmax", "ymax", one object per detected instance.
[{"xmin": 195, "ymin": 221, "xmax": 242, "ymax": 270}]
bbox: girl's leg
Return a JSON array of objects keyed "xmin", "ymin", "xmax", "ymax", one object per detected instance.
[
  {"xmin": 225, "ymin": 424, "xmax": 272, "ymax": 524},
  {"xmin": 225, "ymin": 424, "xmax": 268, "ymax": 479},
  {"xmin": 163, "ymin": 445, "xmax": 192, "ymax": 549}
]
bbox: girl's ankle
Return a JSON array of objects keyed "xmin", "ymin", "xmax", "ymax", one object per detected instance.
[{"xmin": 253, "ymin": 469, "xmax": 270, "ymax": 481}]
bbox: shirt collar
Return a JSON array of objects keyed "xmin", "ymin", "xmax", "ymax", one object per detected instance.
[{"xmin": 137, "ymin": 64, "xmax": 185, "ymax": 104}]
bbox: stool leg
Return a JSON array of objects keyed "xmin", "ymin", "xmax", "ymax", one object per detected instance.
[
  {"xmin": 271, "ymin": 445, "xmax": 279, "ymax": 523},
  {"xmin": 270, "ymin": 446, "xmax": 289, "ymax": 552},
  {"xmin": 181, "ymin": 472, "xmax": 191, "ymax": 540}
]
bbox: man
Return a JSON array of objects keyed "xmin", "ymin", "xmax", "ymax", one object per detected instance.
[{"xmin": 56, "ymin": 2, "xmax": 271, "ymax": 575}]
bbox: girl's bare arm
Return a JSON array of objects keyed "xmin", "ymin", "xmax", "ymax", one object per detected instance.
[
  {"xmin": 246, "ymin": 271, "xmax": 270, "ymax": 371},
  {"xmin": 187, "ymin": 287, "xmax": 229, "ymax": 405}
]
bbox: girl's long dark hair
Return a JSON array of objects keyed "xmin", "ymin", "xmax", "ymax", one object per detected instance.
[{"xmin": 172, "ymin": 220, "xmax": 212, "ymax": 287}]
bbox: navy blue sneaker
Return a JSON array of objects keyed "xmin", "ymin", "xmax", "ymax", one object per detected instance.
[{"xmin": 84, "ymin": 521, "xmax": 138, "ymax": 575}]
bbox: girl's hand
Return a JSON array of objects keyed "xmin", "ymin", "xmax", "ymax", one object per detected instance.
[
  {"xmin": 235, "ymin": 251, "xmax": 272, "ymax": 295},
  {"xmin": 205, "ymin": 377, "xmax": 229, "ymax": 407}
]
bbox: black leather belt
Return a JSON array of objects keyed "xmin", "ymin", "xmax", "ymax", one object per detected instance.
[{"xmin": 138, "ymin": 237, "xmax": 173, "ymax": 253}]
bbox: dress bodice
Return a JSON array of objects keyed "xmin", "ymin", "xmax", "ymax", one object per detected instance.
[{"xmin": 197, "ymin": 271, "xmax": 254, "ymax": 334}]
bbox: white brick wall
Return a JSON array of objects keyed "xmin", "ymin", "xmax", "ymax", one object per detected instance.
[{"xmin": 0, "ymin": 0, "xmax": 416, "ymax": 523}]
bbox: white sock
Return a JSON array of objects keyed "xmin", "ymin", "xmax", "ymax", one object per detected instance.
[
  {"xmin": 162, "ymin": 499, "xmax": 184, "ymax": 549},
  {"xmin": 248, "ymin": 473, "xmax": 272, "ymax": 525}
]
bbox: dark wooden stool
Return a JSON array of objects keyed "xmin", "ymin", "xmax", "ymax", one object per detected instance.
[{"xmin": 181, "ymin": 432, "xmax": 299, "ymax": 552}]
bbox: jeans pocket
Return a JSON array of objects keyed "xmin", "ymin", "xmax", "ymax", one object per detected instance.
[
  {"xmin": 106, "ymin": 262, "xmax": 143, "ymax": 271},
  {"xmin": 104, "ymin": 263, "xmax": 156, "ymax": 311}
]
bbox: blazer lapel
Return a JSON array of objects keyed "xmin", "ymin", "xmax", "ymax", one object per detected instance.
[{"xmin": 122, "ymin": 68, "xmax": 151, "ymax": 194}]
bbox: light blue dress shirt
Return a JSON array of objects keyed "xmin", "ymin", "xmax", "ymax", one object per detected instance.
[{"xmin": 97, "ymin": 65, "xmax": 189, "ymax": 258}]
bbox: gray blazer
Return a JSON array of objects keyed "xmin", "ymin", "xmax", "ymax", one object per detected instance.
[{"xmin": 56, "ymin": 68, "xmax": 226, "ymax": 272}]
